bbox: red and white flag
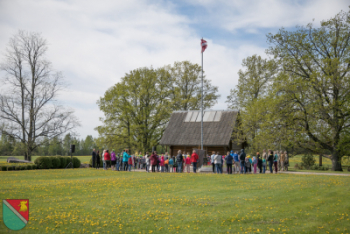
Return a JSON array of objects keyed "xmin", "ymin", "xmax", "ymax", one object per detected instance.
[{"xmin": 201, "ymin": 39, "xmax": 207, "ymax": 53}]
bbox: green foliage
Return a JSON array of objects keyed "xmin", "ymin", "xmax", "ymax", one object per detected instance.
[
  {"xmin": 1, "ymin": 165, "xmax": 7, "ymax": 171},
  {"xmin": 96, "ymin": 62, "xmax": 219, "ymax": 154},
  {"xmin": 7, "ymin": 166, "xmax": 13, "ymax": 171},
  {"xmin": 301, "ymin": 154, "xmax": 316, "ymax": 169},
  {"xmin": 26, "ymin": 164, "xmax": 32, "ymax": 170},
  {"xmin": 64, "ymin": 156, "xmax": 73, "ymax": 168},
  {"xmin": 50, "ymin": 156, "xmax": 61, "ymax": 169},
  {"xmin": 34, "ymin": 156, "xmax": 53, "ymax": 169},
  {"xmin": 72, "ymin": 157, "xmax": 81, "ymax": 168},
  {"xmin": 32, "ymin": 164, "xmax": 37, "ymax": 170}
]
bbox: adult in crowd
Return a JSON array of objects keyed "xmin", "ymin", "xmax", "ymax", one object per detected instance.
[
  {"xmin": 257, "ymin": 152, "xmax": 262, "ymax": 173},
  {"xmin": 123, "ymin": 149, "xmax": 130, "ymax": 171},
  {"xmin": 104, "ymin": 149, "xmax": 111, "ymax": 170},
  {"xmin": 232, "ymin": 151, "xmax": 239, "ymax": 174},
  {"xmin": 239, "ymin": 149, "xmax": 246, "ymax": 174},
  {"xmin": 128, "ymin": 154, "xmax": 133, "ymax": 171},
  {"xmin": 145, "ymin": 152, "xmax": 150, "ymax": 172},
  {"xmin": 116, "ymin": 153, "xmax": 121, "ymax": 171},
  {"xmin": 225, "ymin": 151, "xmax": 233, "ymax": 174},
  {"xmin": 164, "ymin": 152, "xmax": 169, "ymax": 172},
  {"xmin": 262, "ymin": 149, "xmax": 267, "ymax": 162},
  {"xmin": 191, "ymin": 150, "xmax": 199, "ymax": 173},
  {"xmin": 245, "ymin": 156, "xmax": 251, "ymax": 173},
  {"xmin": 92, "ymin": 149, "xmax": 96, "ymax": 168},
  {"xmin": 274, "ymin": 151, "xmax": 279, "ymax": 173},
  {"xmin": 214, "ymin": 152, "xmax": 222, "ymax": 174},
  {"xmin": 284, "ymin": 151, "xmax": 289, "ymax": 171},
  {"xmin": 96, "ymin": 150, "xmax": 100, "ymax": 169},
  {"xmin": 111, "ymin": 149, "xmax": 116, "ymax": 171},
  {"xmin": 211, "ymin": 151, "xmax": 216, "ymax": 173},
  {"xmin": 176, "ymin": 150, "xmax": 183, "ymax": 173},
  {"xmin": 102, "ymin": 150, "xmax": 106, "ymax": 170},
  {"xmin": 169, "ymin": 156, "xmax": 175, "ymax": 172},
  {"xmin": 252, "ymin": 156, "xmax": 258, "ymax": 174},
  {"xmin": 150, "ymin": 151, "xmax": 158, "ymax": 173},
  {"xmin": 267, "ymin": 150, "xmax": 274, "ymax": 173}
]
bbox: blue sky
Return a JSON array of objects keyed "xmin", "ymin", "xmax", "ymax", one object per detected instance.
[{"xmin": 0, "ymin": 0, "xmax": 348, "ymax": 138}]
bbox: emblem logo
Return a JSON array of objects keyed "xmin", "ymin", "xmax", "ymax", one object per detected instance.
[{"xmin": 3, "ymin": 199, "xmax": 29, "ymax": 231}]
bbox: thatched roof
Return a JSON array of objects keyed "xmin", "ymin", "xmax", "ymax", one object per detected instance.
[{"xmin": 160, "ymin": 110, "xmax": 239, "ymax": 146}]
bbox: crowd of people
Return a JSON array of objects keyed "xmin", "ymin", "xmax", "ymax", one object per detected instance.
[
  {"xmin": 90, "ymin": 148, "xmax": 288, "ymax": 174},
  {"xmin": 209, "ymin": 149, "xmax": 289, "ymax": 174},
  {"xmin": 91, "ymin": 149, "xmax": 200, "ymax": 173}
]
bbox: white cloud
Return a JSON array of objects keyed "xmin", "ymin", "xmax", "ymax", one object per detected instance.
[{"xmin": 0, "ymin": 0, "xmax": 348, "ymax": 138}]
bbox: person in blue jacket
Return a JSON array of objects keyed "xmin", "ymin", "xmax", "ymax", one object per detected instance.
[
  {"xmin": 225, "ymin": 151, "xmax": 233, "ymax": 174},
  {"xmin": 231, "ymin": 151, "xmax": 239, "ymax": 174},
  {"xmin": 123, "ymin": 149, "xmax": 130, "ymax": 171}
]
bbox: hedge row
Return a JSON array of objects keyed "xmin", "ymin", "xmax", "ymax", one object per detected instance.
[
  {"xmin": 0, "ymin": 156, "xmax": 81, "ymax": 171},
  {"xmin": 34, "ymin": 156, "xmax": 81, "ymax": 169},
  {"xmin": 1, "ymin": 164, "xmax": 37, "ymax": 171}
]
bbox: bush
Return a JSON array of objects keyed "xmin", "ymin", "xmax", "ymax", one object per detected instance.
[
  {"xmin": 1, "ymin": 166, "xmax": 7, "ymax": 171},
  {"xmin": 32, "ymin": 164, "xmax": 37, "ymax": 170},
  {"xmin": 34, "ymin": 156, "xmax": 53, "ymax": 169},
  {"xmin": 63, "ymin": 156, "xmax": 73, "ymax": 168},
  {"xmin": 20, "ymin": 166, "xmax": 26, "ymax": 170},
  {"xmin": 301, "ymin": 154, "xmax": 316, "ymax": 169},
  {"xmin": 56, "ymin": 156, "xmax": 64, "ymax": 168},
  {"xmin": 15, "ymin": 166, "xmax": 21, "ymax": 170},
  {"xmin": 7, "ymin": 166, "xmax": 13, "ymax": 171},
  {"xmin": 50, "ymin": 156, "xmax": 61, "ymax": 169},
  {"xmin": 73, "ymin": 157, "xmax": 81, "ymax": 168},
  {"xmin": 26, "ymin": 164, "xmax": 32, "ymax": 170}
]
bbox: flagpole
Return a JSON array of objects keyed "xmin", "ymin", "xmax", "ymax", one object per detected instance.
[{"xmin": 201, "ymin": 38, "xmax": 204, "ymax": 151}]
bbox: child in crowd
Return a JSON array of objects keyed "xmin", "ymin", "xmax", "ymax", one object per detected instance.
[
  {"xmin": 245, "ymin": 156, "xmax": 251, "ymax": 173},
  {"xmin": 185, "ymin": 155, "xmax": 191, "ymax": 173},
  {"xmin": 252, "ymin": 156, "xmax": 258, "ymax": 174},
  {"xmin": 274, "ymin": 151, "xmax": 279, "ymax": 173},
  {"xmin": 262, "ymin": 158, "xmax": 266, "ymax": 173},
  {"xmin": 169, "ymin": 156, "xmax": 174, "ymax": 172},
  {"xmin": 160, "ymin": 154, "xmax": 165, "ymax": 172}
]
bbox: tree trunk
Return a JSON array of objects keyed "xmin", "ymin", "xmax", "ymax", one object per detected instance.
[
  {"xmin": 331, "ymin": 151, "xmax": 342, "ymax": 171},
  {"xmin": 319, "ymin": 155, "xmax": 322, "ymax": 166}
]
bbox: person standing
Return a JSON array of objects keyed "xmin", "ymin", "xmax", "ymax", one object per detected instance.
[
  {"xmin": 245, "ymin": 156, "xmax": 251, "ymax": 174},
  {"xmin": 257, "ymin": 152, "xmax": 262, "ymax": 173},
  {"xmin": 111, "ymin": 149, "xmax": 117, "ymax": 171},
  {"xmin": 210, "ymin": 151, "xmax": 216, "ymax": 173},
  {"xmin": 164, "ymin": 152, "xmax": 169, "ymax": 172},
  {"xmin": 96, "ymin": 150, "xmax": 100, "ymax": 169},
  {"xmin": 191, "ymin": 150, "xmax": 199, "ymax": 173},
  {"xmin": 284, "ymin": 151, "xmax": 289, "ymax": 171},
  {"xmin": 239, "ymin": 149, "xmax": 246, "ymax": 174},
  {"xmin": 92, "ymin": 149, "xmax": 96, "ymax": 168},
  {"xmin": 232, "ymin": 151, "xmax": 239, "ymax": 173},
  {"xmin": 185, "ymin": 155, "xmax": 191, "ymax": 173},
  {"xmin": 274, "ymin": 151, "xmax": 279, "ymax": 173},
  {"xmin": 123, "ymin": 149, "xmax": 130, "ymax": 171},
  {"xmin": 176, "ymin": 150, "xmax": 183, "ymax": 173},
  {"xmin": 169, "ymin": 156, "xmax": 174, "ymax": 173},
  {"xmin": 225, "ymin": 151, "xmax": 233, "ymax": 174},
  {"xmin": 214, "ymin": 152, "xmax": 222, "ymax": 174},
  {"xmin": 252, "ymin": 156, "xmax": 258, "ymax": 174},
  {"xmin": 128, "ymin": 154, "xmax": 133, "ymax": 171},
  {"xmin": 262, "ymin": 149, "xmax": 267, "ymax": 162},
  {"xmin": 116, "ymin": 153, "xmax": 121, "ymax": 171},
  {"xmin": 267, "ymin": 150, "xmax": 274, "ymax": 174},
  {"xmin": 150, "ymin": 151, "xmax": 158, "ymax": 173},
  {"xmin": 104, "ymin": 149, "xmax": 111, "ymax": 170},
  {"xmin": 160, "ymin": 154, "xmax": 165, "ymax": 172},
  {"xmin": 145, "ymin": 152, "xmax": 150, "ymax": 172}
]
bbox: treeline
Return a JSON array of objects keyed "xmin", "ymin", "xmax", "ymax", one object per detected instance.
[
  {"xmin": 96, "ymin": 61, "xmax": 219, "ymax": 154},
  {"xmin": 226, "ymin": 9, "xmax": 350, "ymax": 171},
  {"xmin": 0, "ymin": 134, "xmax": 96, "ymax": 156}
]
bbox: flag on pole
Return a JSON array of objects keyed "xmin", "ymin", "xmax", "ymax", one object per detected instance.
[{"xmin": 201, "ymin": 39, "xmax": 207, "ymax": 53}]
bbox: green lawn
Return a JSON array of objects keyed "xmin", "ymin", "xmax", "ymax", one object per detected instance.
[{"xmin": 0, "ymin": 169, "xmax": 349, "ymax": 233}]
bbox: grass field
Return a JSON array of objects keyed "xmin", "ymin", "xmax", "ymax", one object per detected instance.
[{"xmin": 0, "ymin": 169, "xmax": 349, "ymax": 233}]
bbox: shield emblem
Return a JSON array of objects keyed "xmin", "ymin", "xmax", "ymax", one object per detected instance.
[{"xmin": 3, "ymin": 199, "xmax": 29, "ymax": 231}]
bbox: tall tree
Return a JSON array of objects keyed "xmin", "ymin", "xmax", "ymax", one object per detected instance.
[
  {"xmin": 266, "ymin": 9, "xmax": 350, "ymax": 170},
  {"xmin": 226, "ymin": 55, "xmax": 277, "ymax": 152},
  {"xmin": 0, "ymin": 31, "xmax": 79, "ymax": 161},
  {"xmin": 167, "ymin": 61, "xmax": 219, "ymax": 111}
]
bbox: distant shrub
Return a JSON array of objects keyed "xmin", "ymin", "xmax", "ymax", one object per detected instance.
[
  {"xmin": 50, "ymin": 156, "xmax": 61, "ymax": 169},
  {"xmin": 73, "ymin": 157, "xmax": 81, "ymax": 168},
  {"xmin": 64, "ymin": 156, "xmax": 73, "ymax": 168},
  {"xmin": 20, "ymin": 166, "xmax": 26, "ymax": 170},
  {"xmin": 32, "ymin": 164, "xmax": 37, "ymax": 170},
  {"xmin": 34, "ymin": 156, "xmax": 53, "ymax": 169},
  {"xmin": 1, "ymin": 166, "xmax": 7, "ymax": 171},
  {"xmin": 301, "ymin": 154, "xmax": 316, "ymax": 169},
  {"xmin": 26, "ymin": 164, "xmax": 32, "ymax": 170},
  {"xmin": 7, "ymin": 166, "xmax": 13, "ymax": 171},
  {"xmin": 15, "ymin": 166, "xmax": 21, "ymax": 170},
  {"xmin": 56, "ymin": 156, "xmax": 65, "ymax": 168}
]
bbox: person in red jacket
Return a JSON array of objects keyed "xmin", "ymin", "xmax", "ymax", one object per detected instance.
[
  {"xmin": 191, "ymin": 150, "xmax": 199, "ymax": 173},
  {"xmin": 104, "ymin": 149, "xmax": 111, "ymax": 170},
  {"xmin": 150, "ymin": 151, "xmax": 158, "ymax": 173}
]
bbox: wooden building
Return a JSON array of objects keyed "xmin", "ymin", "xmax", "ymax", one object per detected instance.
[{"xmin": 160, "ymin": 110, "xmax": 244, "ymax": 157}]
